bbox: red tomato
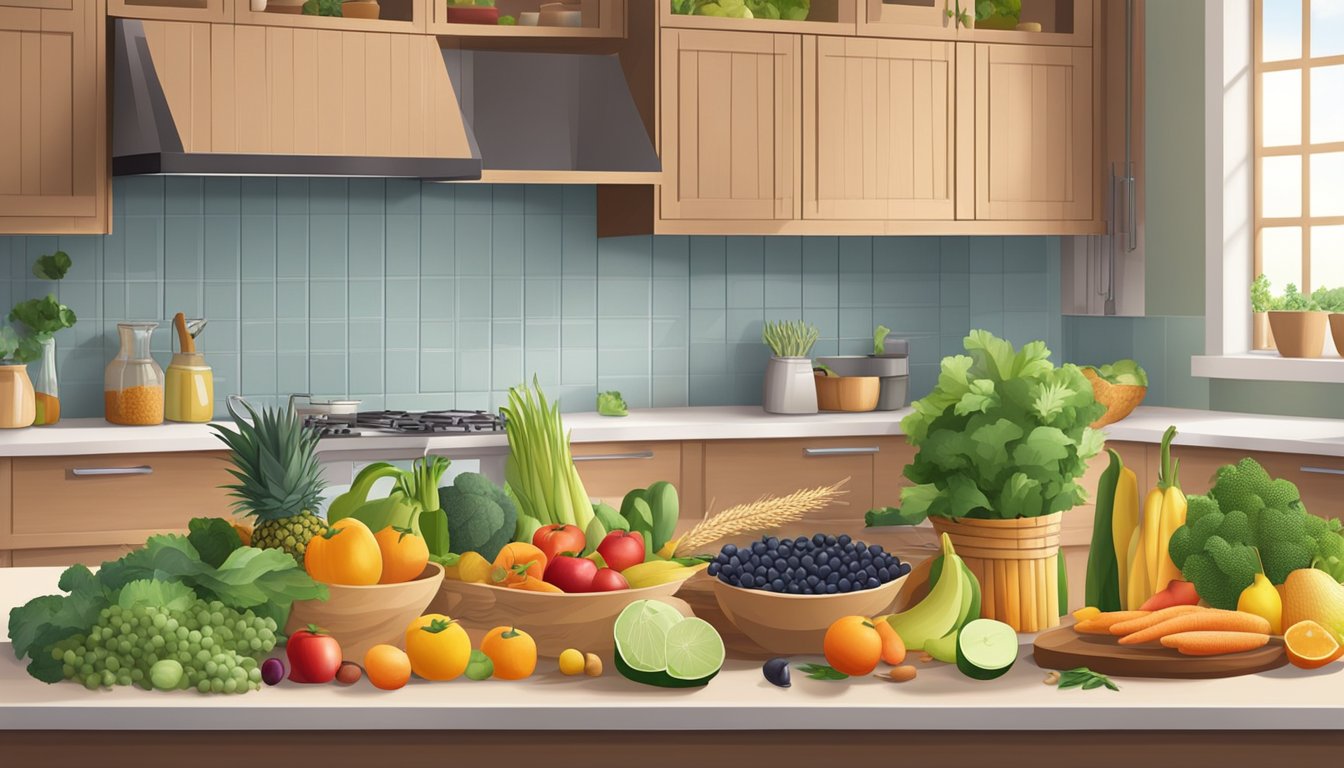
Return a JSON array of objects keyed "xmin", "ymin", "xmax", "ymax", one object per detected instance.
[
  {"xmin": 596, "ymin": 530, "xmax": 646, "ymax": 572},
  {"xmin": 543, "ymin": 555, "xmax": 598, "ymax": 593},
  {"xmin": 287, "ymin": 625, "xmax": 343, "ymax": 684},
  {"xmin": 532, "ymin": 524, "xmax": 586, "ymax": 562},
  {"xmin": 590, "ymin": 567, "xmax": 629, "ymax": 592}
]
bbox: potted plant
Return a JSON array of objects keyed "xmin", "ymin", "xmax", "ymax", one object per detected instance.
[
  {"xmin": 1250, "ymin": 273, "xmax": 1277, "ymax": 350},
  {"xmin": 1313, "ymin": 285, "xmax": 1344, "ymax": 357},
  {"xmin": 6, "ymin": 251, "xmax": 76, "ymax": 427},
  {"xmin": 341, "ymin": 0, "xmax": 380, "ymax": 19},
  {"xmin": 816, "ymin": 325, "xmax": 911, "ymax": 411},
  {"xmin": 446, "ymin": 0, "xmax": 499, "ymax": 24},
  {"xmin": 302, "ymin": 0, "xmax": 342, "ymax": 15},
  {"xmin": 1267, "ymin": 283, "xmax": 1328, "ymax": 358},
  {"xmin": 866, "ymin": 330, "xmax": 1105, "ymax": 632},
  {"xmin": 761, "ymin": 320, "xmax": 819, "ymax": 415}
]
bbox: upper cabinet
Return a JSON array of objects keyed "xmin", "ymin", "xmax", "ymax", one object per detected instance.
[
  {"xmin": 860, "ymin": 0, "xmax": 1091, "ymax": 46},
  {"xmin": 0, "ymin": 0, "xmax": 109, "ymax": 235},
  {"xmin": 963, "ymin": 42, "xmax": 1094, "ymax": 221},
  {"xmin": 659, "ymin": 29, "xmax": 799, "ymax": 222},
  {"xmin": 803, "ymin": 36, "xmax": 956, "ymax": 221}
]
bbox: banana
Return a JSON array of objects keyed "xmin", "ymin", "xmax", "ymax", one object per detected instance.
[{"xmin": 623, "ymin": 560, "xmax": 708, "ymax": 589}]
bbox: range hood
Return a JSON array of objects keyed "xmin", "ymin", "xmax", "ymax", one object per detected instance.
[
  {"xmin": 112, "ymin": 19, "xmax": 481, "ymax": 179},
  {"xmin": 443, "ymin": 49, "xmax": 659, "ymax": 177}
]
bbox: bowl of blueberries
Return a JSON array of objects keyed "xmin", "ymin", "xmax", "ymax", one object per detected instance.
[{"xmin": 707, "ymin": 533, "xmax": 911, "ymax": 654}]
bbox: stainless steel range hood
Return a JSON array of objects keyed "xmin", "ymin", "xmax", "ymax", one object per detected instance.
[{"xmin": 112, "ymin": 19, "xmax": 482, "ymax": 179}]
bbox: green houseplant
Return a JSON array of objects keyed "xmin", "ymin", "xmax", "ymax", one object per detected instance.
[
  {"xmin": 1250, "ymin": 273, "xmax": 1277, "ymax": 350},
  {"xmin": 866, "ymin": 331, "xmax": 1104, "ymax": 631},
  {"xmin": 1267, "ymin": 282, "xmax": 1328, "ymax": 358},
  {"xmin": 2, "ymin": 251, "xmax": 77, "ymax": 427}
]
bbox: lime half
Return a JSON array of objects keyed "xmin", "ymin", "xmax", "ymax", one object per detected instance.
[
  {"xmin": 664, "ymin": 617, "xmax": 725, "ymax": 681},
  {"xmin": 613, "ymin": 600, "xmax": 683, "ymax": 673}
]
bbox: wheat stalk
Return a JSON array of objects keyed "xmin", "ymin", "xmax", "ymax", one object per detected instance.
[{"xmin": 672, "ymin": 478, "xmax": 850, "ymax": 557}]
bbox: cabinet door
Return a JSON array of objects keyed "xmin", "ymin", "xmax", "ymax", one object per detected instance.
[
  {"xmin": 572, "ymin": 441, "xmax": 694, "ymax": 528},
  {"xmin": 108, "ymin": 0, "xmax": 230, "ymax": 22},
  {"xmin": 660, "ymin": 29, "xmax": 800, "ymax": 222},
  {"xmin": 964, "ymin": 43, "xmax": 1094, "ymax": 221},
  {"xmin": 0, "ymin": 0, "xmax": 108, "ymax": 234},
  {"xmin": 804, "ymin": 37, "xmax": 955, "ymax": 220},
  {"xmin": 702, "ymin": 438, "xmax": 876, "ymax": 520}
]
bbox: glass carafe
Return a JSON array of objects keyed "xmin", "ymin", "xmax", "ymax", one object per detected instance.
[
  {"xmin": 32, "ymin": 337, "xmax": 59, "ymax": 425},
  {"xmin": 104, "ymin": 322, "xmax": 165, "ymax": 426}
]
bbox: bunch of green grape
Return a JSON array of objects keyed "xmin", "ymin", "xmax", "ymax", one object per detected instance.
[{"xmin": 49, "ymin": 599, "xmax": 279, "ymax": 694}]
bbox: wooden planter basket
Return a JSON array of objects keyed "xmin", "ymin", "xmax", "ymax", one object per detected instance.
[{"xmin": 931, "ymin": 512, "xmax": 1062, "ymax": 633}]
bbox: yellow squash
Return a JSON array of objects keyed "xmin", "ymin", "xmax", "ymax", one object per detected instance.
[
  {"xmin": 1110, "ymin": 460, "xmax": 1139, "ymax": 606},
  {"xmin": 1131, "ymin": 426, "xmax": 1185, "ymax": 608}
]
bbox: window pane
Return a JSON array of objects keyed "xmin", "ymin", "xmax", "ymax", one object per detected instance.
[
  {"xmin": 1263, "ymin": 0, "xmax": 1303, "ymax": 60},
  {"xmin": 1262, "ymin": 70, "xmax": 1302, "ymax": 146},
  {"xmin": 1262, "ymin": 227, "xmax": 1304, "ymax": 291},
  {"xmin": 1311, "ymin": 65, "xmax": 1344, "ymax": 143},
  {"xmin": 1311, "ymin": 226, "xmax": 1344, "ymax": 289},
  {"xmin": 1310, "ymin": 152, "xmax": 1344, "ymax": 216},
  {"xmin": 1262, "ymin": 155, "xmax": 1303, "ymax": 217},
  {"xmin": 1312, "ymin": 0, "xmax": 1344, "ymax": 57}
]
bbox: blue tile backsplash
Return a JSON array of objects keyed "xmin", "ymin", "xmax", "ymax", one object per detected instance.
[{"xmin": 0, "ymin": 178, "xmax": 1060, "ymax": 418}]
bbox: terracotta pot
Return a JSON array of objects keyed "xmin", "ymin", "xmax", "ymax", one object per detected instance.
[
  {"xmin": 1252, "ymin": 312, "xmax": 1276, "ymax": 351},
  {"xmin": 710, "ymin": 573, "xmax": 908, "ymax": 655},
  {"xmin": 285, "ymin": 562, "xmax": 443, "ymax": 663},
  {"xmin": 814, "ymin": 374, "xmax": 878, "ymax": 412},
  {"xmin": 931, "ymin": 512, "xmax": 1063, "ymax": 633},
  {"xmin": 446, "ymin": 5, "xmax": 499, "ymax": 24},
  {"xmin": 1267, "ymin": 310, "xmax": 1328, "ymax": 358},
  {"xmin": 0, "ymin": 363, "xmax": 36, "ymax": 429},
  {"xmin": 429, "ymin": 578, "xmax": 688, "ymax": 657},
  {"xmin": 1329, "ymin": 315, "xmax": 1344, "ymax": 359}
]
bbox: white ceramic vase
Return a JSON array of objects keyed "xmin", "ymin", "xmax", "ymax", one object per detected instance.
[{"xmin": 762, "ymin": 356, "xmax": 818, "ymax": 415}]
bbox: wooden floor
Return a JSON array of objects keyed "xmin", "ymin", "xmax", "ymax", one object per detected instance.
[{"xmin": 4, "ymin": 730, "xmax": 1343, "ymax": 766}]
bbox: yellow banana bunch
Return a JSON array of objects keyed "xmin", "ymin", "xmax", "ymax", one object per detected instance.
[
  {"xmin": 622, "ymin": 559, "xmax": 708, "ymax": 589},
  {"xmin": 1127, "ymin": 426, "xmax": 1186, "ymax": 608}
]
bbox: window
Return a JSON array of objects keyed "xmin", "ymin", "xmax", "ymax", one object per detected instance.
[{"xmin": 1255, "ymin": 0, "xmax": 1344, "ymax": 296}]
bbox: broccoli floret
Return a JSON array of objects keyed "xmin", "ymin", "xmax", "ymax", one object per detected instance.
[
  {"xmin": 440, "ymin": 472, "xmax": 517, "ymax": 562},
  {"xmin": 1260, "ymin": 477, "xmax": 1301, "ymax": 511},
  {"xmin": 1208, "ymin": 458, "xmax": 1273, "ymax": 513},
  {"xmin": 1179, "ymin": 553, "xmax": 1246, "ymax": 610}
]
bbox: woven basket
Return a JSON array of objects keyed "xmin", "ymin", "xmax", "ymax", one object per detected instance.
[{"xmin": 931, "ymin": 512, "xmax": 1062, "ymax": 633}]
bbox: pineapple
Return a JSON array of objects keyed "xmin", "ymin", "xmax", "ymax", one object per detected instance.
[{"xmin": 212, "ymin": 399, "xmax": 328, "ymax": 561}]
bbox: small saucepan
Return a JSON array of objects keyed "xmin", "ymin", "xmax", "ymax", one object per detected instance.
[{"xmin": 288, "ymin": 394, "xmax": 362, "ymax": 419}]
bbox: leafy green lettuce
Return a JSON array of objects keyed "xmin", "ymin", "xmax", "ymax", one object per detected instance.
[
  {"xmin": 1086, "ymin": 359, "xmax": 1149, "ymax": 387},
  {"xmin": 598, "ymin": 390, "xmax": 629, "ymax": 417},
  {"xmin": 867, "ymin": 331, "xmax": 1105, "ymax": 526}
]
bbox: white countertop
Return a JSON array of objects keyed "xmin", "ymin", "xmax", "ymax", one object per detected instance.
[
  {"xmin": 1, "ymin": 567, "xmax": 1340, "ymax": 731},
  {"xmin": 3, "ymin": 405, "xmax": 1344, "ymax": 459}
]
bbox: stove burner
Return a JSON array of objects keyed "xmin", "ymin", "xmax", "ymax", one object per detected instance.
[{"xmin": 302, "ymin": 409, "xmax": 506, "ymax": 437}]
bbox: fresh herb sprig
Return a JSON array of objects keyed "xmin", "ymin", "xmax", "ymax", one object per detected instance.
[
  {"xmin": 1056, "ymin": 667, "xmax": 1119, "ymax": 691},
  {"xmin": 796, "ymin": 663, "xmax": 848, "ymax": 681},
  {"xmin": 762, "ymin": 320, "xmax": 820, "ymax": 358}
]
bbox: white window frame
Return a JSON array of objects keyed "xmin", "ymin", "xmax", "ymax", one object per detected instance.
[{"xmin": 1193, "ymin": 0, "xmax": 1344, "ymax": 383}]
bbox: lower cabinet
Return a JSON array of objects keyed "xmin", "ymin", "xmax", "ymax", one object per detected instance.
[{"xmin": 0, "ymin": 452, "xmax": 234, "ymax": 567}]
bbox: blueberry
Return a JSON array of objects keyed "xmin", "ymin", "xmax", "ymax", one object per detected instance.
[
  {"xmin": 877, "ymin": 567, "xmax": 890, "ymax": 581},
  {"xmin": 786, "ymin": 556, "xmax": 800, "ymax": 568},
  {"xmin": 793, "ymin": 567, "xmax": 807, "ymax": 580},
  {"xmin": 899, "ymin": 562, "xmax": 912, "ymax": 575},
  {"xmin": 763, "ymin": 658, "xmax": 791, "ymax": 688},
  {"xmin": 766, "ymin": 537, "xmax": 779, "ymax": 549},
  {"xmin": 818, "ymin": 564, "xmax": 832, "ymax": 579},
  {"xmin": 826, "ymin": 583, "xmax": 839, "ymax": 594},
  {"xmin": 759, "ymin": 582, "xmax": 774, "ymax": 592},
  {"xmin": 751, "ymin": 542, "xmax": 765, "ymax": 555},
  {"xmin": 869, "ymin": 544, "xmax": 884, "ymax": 556},
  {"xmin": 807, "ymin": 574, "xmax": 821, "ymax": 588},
  {"xmin": 707, "ymin": 562, "xmax": 720, "ymax": 576},
  {"xmin": 801, "ymin": 555, "xmax": 815, "ymax": 568},
  {"xmin": 771, "ymin": 579, "xmax": 785, "ymax": 592},
  {"xmin": 749, "ymin": 554, "xmax": 761, "ymax": 567},
  {"xmin": 825, "ymin": 535, "xmax": 837, "ymax": 546},
  {"xmin": 740, "ymin": 574, "xmax": 756, "ymax": 589},
  {"xmin": 865, "ymin": 564, "xmax": 879, "ymax": 578},
  {"xmin": 755, "ymin": 566, "xmax": 768, "ymax": 578},
  {"xmin": 812, "ymin": 534, "xmax": 826, "ymax": 546},
  {"xmin": 723, "ymin": 544, "xmax": 738, "ymax": 556},
  {"xmin": 838, "ymin": 578, "xmax": 852, "ymax": 592},
  {"xmin": 826, "ymin": 572, "xmax": 840, "ymax": 585},
  {"xmin": 866, "ymin": 577, "xmax": 881, "ymax": 589},
  {"xmin": 729, "ymin": 574, "xmax": 741, "ymax": 586},
  {"xmin": 837, "ymin": 534, "xmax": 851, "ymax": 546}
]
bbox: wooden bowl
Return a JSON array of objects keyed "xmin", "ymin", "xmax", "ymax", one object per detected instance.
[
  {"xmin": 709, "ymin": 573, "xmax": 908, "ymax": 655},
  {"xmin": 285, "ymin": 562, "xmax": 444, "ymax": 663},
  {"xmin": 446, "ymin": 5, "xmax": 499, "ymax": 24},
  {"xmin": 429, "ymin": 579, "xmax": 687, "ymax": 657},
  {"xmin": 1082, "ymin": 368, "xmax": 1146, "ymax": 428},
  {"xmin": 814, "ymin": 374, "xmax": 880, "ymax": 412}
]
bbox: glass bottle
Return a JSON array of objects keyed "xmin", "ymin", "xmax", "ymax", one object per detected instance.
[
  {"xmin": 104, "ymin": 322, "xmax": 165, "ymax": 426},
  {"xmin": 32, "ymin": 336, "xmax": 59, "ymax": 426}
]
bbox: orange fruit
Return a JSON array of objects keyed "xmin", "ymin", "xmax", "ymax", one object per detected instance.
[
  {"xmin": 875, "ymin": 620, "xmax": 907, "ymax": 666},
  {"xmin": 823, "ymin": 616, "xmax": 883, "ymax": 677},
  {"xmin": 1284, "ymin": 620, "xmax": 1344, "ymax": 670},
  {"xmin": 363, "ymin": 644, "xmax": 412, "ymax": 690},
  {"xmin": 480, "ymin": 626, "xmax": 537, "ymax": 680}
]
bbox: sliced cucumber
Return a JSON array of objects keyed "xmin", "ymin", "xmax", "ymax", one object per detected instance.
[{"xmin": 955, "ymin": 619, "xmax": 1018, "ymax": 681}]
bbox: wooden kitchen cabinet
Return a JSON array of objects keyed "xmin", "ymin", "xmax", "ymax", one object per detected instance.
[
  {"xmin": 803, "ymin": 36, "xmax": 956, "ymax": 221},
  {"xmin": 860, "ymin": 0, "xmax": 1093, "ymax": 47},
  {"xmin": 572, "ymin": 441, "xmax": 701, "ymax": 526},
  {"xmin": 108, "ymin": 0, "xmax": 231, "ymax": 22},
  {"xmin": 659, "ymin": 29, "xmax": 800, "ymax": 222},
  {"xmin": 701, "ymin": 437, "xmax": 878, "ymax": 519},
  {"xmin": 0, "ymin": 0, "xmax": 109, "ymax": 235},
  {"xmin": 0, "ymin": 452, "xmax": 234, "ymax": 565},
  {"xmin": 962, "ymin": 42, "xmax": 1095, "ymax": 221},
  {"xmin": 1164, "ymin": 445, "xmax": 1344, "ymax": 522}
]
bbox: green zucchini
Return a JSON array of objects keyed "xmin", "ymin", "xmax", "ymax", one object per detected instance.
[{"xmin": 1083, "ymin": 449, "xmax": 1124, "ymax": 612}]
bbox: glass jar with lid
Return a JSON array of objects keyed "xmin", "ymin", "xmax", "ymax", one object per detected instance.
[{"xmin": 104, "ymin": 322, "xmax": 165, "ymax": 426}]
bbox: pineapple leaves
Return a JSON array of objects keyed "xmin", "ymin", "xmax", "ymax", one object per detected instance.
[{"xmin": 211, "ymin": 398, "xmax": 327, "ymax": 523}]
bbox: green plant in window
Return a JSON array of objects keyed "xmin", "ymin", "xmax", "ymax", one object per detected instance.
[
  {"xmin": 1311, "ymin": 285, "xmax": 1344, "ymax": 313},
  {"xmin": 975, "ymin": 0, "xmax": 1022, "ymax": 29},
  {"xmin": 302, "ymin": 0, "xmax": 342, "ymax": 15},
  {"xmin": 1251, "ymin": 273, "xmax": 1275, "ymax": 312},
  {"xmin": 1277, "ymin": 283, "xmax": 1320, "ymax": 311}
]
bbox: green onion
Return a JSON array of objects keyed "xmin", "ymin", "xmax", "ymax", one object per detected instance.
[{"xmin": 502, "ymin": 379, "xmax": 594, "ymax": 534}]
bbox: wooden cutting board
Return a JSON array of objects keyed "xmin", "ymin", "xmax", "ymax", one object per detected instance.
[{"xmin": 1033, "ymin": 626, "xmax": 1288, "ymax": 679}]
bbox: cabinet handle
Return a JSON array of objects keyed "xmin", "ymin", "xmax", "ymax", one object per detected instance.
[
  {"xmin": 71, "ymin": 466, "xmax": 154, "ymax": 477},
  {"xmin": 1300, "ymin": 466, "xmax": 1344, "ymax": 476},
  {"xmin": 573, "ymin": 451, "xmax": 656, "ymax": 462},
  {"xmin": 804, "ymin": 447, "xmax": 880, "ymax": 457}
]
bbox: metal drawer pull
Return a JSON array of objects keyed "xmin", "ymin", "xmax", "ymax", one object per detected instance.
[
  {"xmin": 573, "ymin": 451, "xmax": 656, "ymax": 462},
  {"xmin": 804, "ymin": 447, "xmax": 880, "ymax": 457},
  {"xmin": 1300, "ymin": 466, "xmax": 1344, "ymax": 476},
  {"xmin": 71, "ymin": 466, "xmax": 154, "ymax": 477}
]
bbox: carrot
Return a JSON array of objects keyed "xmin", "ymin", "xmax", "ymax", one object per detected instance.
[
  {"xmin": 1159, "ymin": 631, "xmax": 1271, "ymax": 656},
  {"xmin": 493, "ymin": 542, "xmax": 548, "ymax": 585},
  {"xmin": 508, "ymin": 575, "xmax": 562, "ymax": 593},
  {"xmin": 1108, "ymin": 604, "xmax": 1204, "ymax": 637},
  {"xmin": 1074, "ymin": 610, "xmax": 1150, "ymax": 635},
  {"xmin": 1119, "ymin": 610, "xmax": 1271, "ymax": 646}
]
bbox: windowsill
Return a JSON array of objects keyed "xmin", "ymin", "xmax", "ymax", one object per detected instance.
[{"xmin": 1191, "ymin": 352, "xmax": 1344, "ymax": 383}]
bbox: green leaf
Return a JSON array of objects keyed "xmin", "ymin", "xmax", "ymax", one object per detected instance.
[
  {"xmin": 866, "ymin": 504, "xmax": 929, "ymax": 527},
  {"xmin": 1012, "ymin": 427, "xmax": 1071, "ymax": 469},
  {"xmin": 597, "ymin": 390, "xmax": 629, "ymax": 417},
  {"xmin": 32, "ymin": 251, "xmax": 72, "ymax": 280},
  {"xmin": 997, "ymin": 472, "xmax": 1044, "ymax": 519},
  {"xmin": 187, "ymin": 517, "xmax": 244, "ymax": 569},
  {"xmin": 1031, "ymin": 381, "xmax": 1074, "ymax": 421},
  {"xmin": 873, "ymin": 324, "xmax": 891, "ymax": 355},
  {"xmin": 954, "ymin": 378, "xmax": 999, "ymax": 416},
  {"xmin": 1093, "ymin": 359, "xmax": 1149, "ymax": 387},
  {"xmin": 796, "ymin": 663, "xmax": 848, "ymax": 680},
  {"xmin": 944, "ymin": 474, "xmax": 992, "ymax": 518},
  {"xmin": 7, "ymin": 565, "xmax": 110, "ymax": 683},
  {"xmin": 117, "ymin": 580, "xmax": 196, "ymax": 613}
]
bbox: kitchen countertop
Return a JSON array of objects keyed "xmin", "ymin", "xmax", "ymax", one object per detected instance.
[
  {"xmin": 2, "ymin": 405, "xmax": 1344, "ymax": 459},
  {"xmin": 0, "ymin": 567, "xmax": 1340, "ymax": 731}
]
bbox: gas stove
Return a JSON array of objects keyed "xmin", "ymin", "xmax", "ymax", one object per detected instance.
[{"xmin": 303, "ymin": 410, "xmax": 506, "ymax": 438}]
